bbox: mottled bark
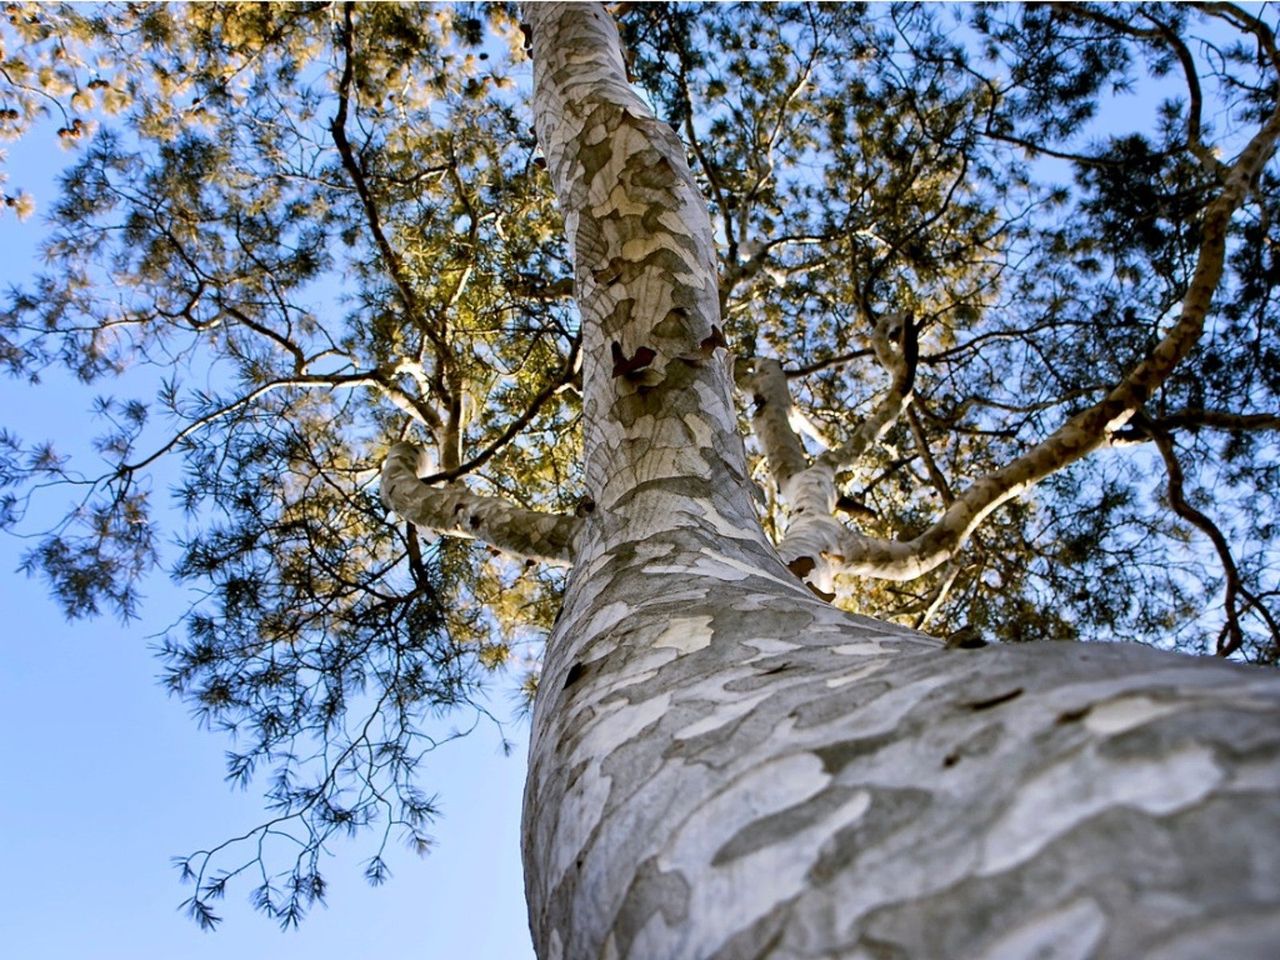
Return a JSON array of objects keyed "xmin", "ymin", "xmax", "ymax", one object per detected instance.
[
  {"xmin": 380, "ymin": 443, "xmax": 579, "ymax": 564},
  {"xmin": 376, "ymin": 4, "xmax": 1280, "ymax": 957},
  {"xmin": 511, "ymin": 6, "xmax": 1280, "ymax": 959},
  {"xmin": 758, "ymin": 312, "xmax": 918, "ymax": 595},
  {"xmin": 523, "ymin": 3, "xmax": 759, "ymax": 568}
]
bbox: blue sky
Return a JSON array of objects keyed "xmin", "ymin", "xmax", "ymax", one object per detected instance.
[{"xmin": 0, "ymin": 98, "xmax": 536, "ymax": 960}]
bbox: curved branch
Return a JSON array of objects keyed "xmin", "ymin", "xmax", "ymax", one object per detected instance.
[
  {"xmin": 1111, "ymin": 408, "xmax": 1280, "ymax": 443},
  {"xmin": 908, "ymin": 405, "xmax": 953, "ymax": 505},
  {"xmin": 816, "ymin": 311, "xmax": 917, "ymax": 473},
  {"xmin": 824, "ymin": 86, "xmax": 1280, "ymax": 582},
  {"xmin": 380, "ymin": 444, "xmax": 579, "ymax": 566},
  {"xmin": 1146, "ymin": 418, "xmax": 1279, "ymax": 657},
  {"xmin": 122, "ymin": 369, "xmax": 427, "ymax": 474}
]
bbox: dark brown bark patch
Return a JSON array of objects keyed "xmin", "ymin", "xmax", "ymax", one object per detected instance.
[
  {"xmin": 787, "ymin": 556, "xmax": 816, "ymax": 578},
  {"xmin": 699, "ymin": 324, "xmax": 728, "ymax": 354},
  {"xmin": 965, "ymin": 688, "xmax": 1024, "ymax": 711},
  {"xmin": 611, "ymin": 341, "xmax": 658, "ymax": 378}
]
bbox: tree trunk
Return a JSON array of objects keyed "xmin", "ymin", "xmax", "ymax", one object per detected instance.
[{"xmin": 520, "ymin": 5, "xmax": 1280, "ymax": 958}]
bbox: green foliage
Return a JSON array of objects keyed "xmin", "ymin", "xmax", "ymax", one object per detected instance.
[{"xmin": 2, "ymin": 0, "xmax": 574, "ymax": 927}]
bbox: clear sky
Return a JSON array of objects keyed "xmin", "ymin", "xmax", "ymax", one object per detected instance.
[{"xmin": 0, "ymin": 92, "xmax": 536, "ymax": 960}]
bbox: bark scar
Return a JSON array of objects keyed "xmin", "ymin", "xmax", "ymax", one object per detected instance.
[
  {"xmin": 787, "ymin": 556, "xmax": 817, "ymax": 578},
  {"xmin": 964, "ymin": 688, "xmax": 1024, "ymax": 711},
  {"xmin": 611, "ymin": 341, "xmax": 658, "ymax": 379}
]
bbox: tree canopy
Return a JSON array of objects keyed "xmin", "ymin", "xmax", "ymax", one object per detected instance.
[{"xmin": 2, "ymin": 0, "xmax": 1278, "ymax": 927}]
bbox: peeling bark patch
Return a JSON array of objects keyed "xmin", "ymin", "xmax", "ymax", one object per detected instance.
[
  {"xmin": 786, "ymin": 556, "xmax": 816, "ymax": 579},
  {"xmin": 975, "ymin": 897, "xmax": 1106, "ymax": 960},
  {"xmin": 980, "ymin": 743, "xmax": 1225, "ymax": 875},
  {"xmin": 610, "ymin": 341, "xmax": 657, "ymax": 378},
  {"xmin": 593, "ymin": 257, "xmax": 624, "ymax": 285},
  {"xmin": 1083, "ymin": 694, "xmax": 1180, "ymax": 735},
  {"xmin": 706, "ymin": 908, "xmax": 791, "ymax": 960},
  {"xmin": 611, "ymin": 859, "xmax": 691, "ymax": 958},
  {"xmin": 965, "ymin": 687, "xmax": 1024, "ymax": 711},
  {"xmin": 564, "ymin": 662, "xmax": 585, "ymax": 689},
  {"xmin": 808, "ymin": 788, "xmax": 933, "ymax": 885},
  {"xmin": 652, "ymin": 615, "xmax": 715, "ymax": 655},
  {"xmin": 700, "ymin": 324, "xmax": 728, "ymax": 354},
  {"xmin": 652, "ymin": 307, "xmax": 691, "ymax": 339}
]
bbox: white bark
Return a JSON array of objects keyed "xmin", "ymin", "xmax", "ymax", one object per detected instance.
[
  {"xmin": 380, "ymin": 442, "xmax": 579, "ymax": 564},
  {"xmin": 378, "ymin": 5, "xmax": 1280, "ymax": 957}
]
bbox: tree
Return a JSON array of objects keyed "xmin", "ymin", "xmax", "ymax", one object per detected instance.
[{"xmin": 3, "ymin": 1, "xmax": 1280, "ymax": 955}]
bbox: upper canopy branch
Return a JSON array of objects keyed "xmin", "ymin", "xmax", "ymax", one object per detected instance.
[
  {"xmin": 750, "ymin": 47, "xmax": 1280, "ymax": 589},
  {"xmin": 418, "ymin": 335, "xmax": 582, "ymax": 486},
  {"xmin": 120, "ymin": 368, "xmax": 439, "ymax": 475},
  {"xmin": 330, "ymin": 2, "xmax": 452, "ymax": 402},
  {"xmin": 816, "ymin": 312, "xmax": 918, "ymax": 474},
  {"xmin": 1111, "ymin": 407, "xmax": 1280, "ymax": 443},
  {"xmin": 1145, "ymin": 416, "xmax": 1279, "ymax": 657},
  {"xmin": 817, "ymin": 83, "xmax": 1280, "ymax": 583}
]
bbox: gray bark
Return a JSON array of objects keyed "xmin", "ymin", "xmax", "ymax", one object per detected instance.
[{"xmin": 507, "ymin": 5, "xmax": 1280, "ymax": 957}]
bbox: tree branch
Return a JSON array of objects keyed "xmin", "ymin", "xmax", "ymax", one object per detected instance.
[
  {"xmin": 737, "ymin": 313, "xmax": 918, "ymax": 595},
  {"xmin": 418, "ymin": 336, "xmax": 582, "ymax": 485},
  {"xmin": 816, "ymin": 311, "xmax": 917, "ymax": 473},
  {"xmin": 330, "ymin": 2, "xmax": 452, "ymax": 391},
  {"xmin": 380, "ymin": 443, "xmax": 579, "ymax": 566},
  {"xmin": 1111, "ymin": 407, "xmax": 1280, "ymax": 444},
  {"xmin": 736, "ymin": 356, "xmax": 809, "ymax": 492},
  {"xmin": 1146, "ymin": 417, "xmax": 1278, "ymax": 657},
  {"xmin": 122, "ymin": 369, "xmax": 435, "ymax": 474},
  {"xmin": 908, "ymin": 405, "xmax": 954, "ymax": 505},
  {"xmin": 821, "ymin": 83, "xmax": 1280, "ymax": 582}
]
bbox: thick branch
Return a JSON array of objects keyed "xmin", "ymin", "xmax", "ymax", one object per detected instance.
[
  {"xmin": 736, "ymin": 357, "xmax": 809, "ymax": 492},
  {"xmin": 741, "ymin": 314, "xmax": 918, "ymax": 594},
  {"xmin": 822, "ymin": 86, "xmax": 1280, "ymax": 582},
  {"xmin": 380, "ymin": 443, "xmax": 580, "ymax": 566}
]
